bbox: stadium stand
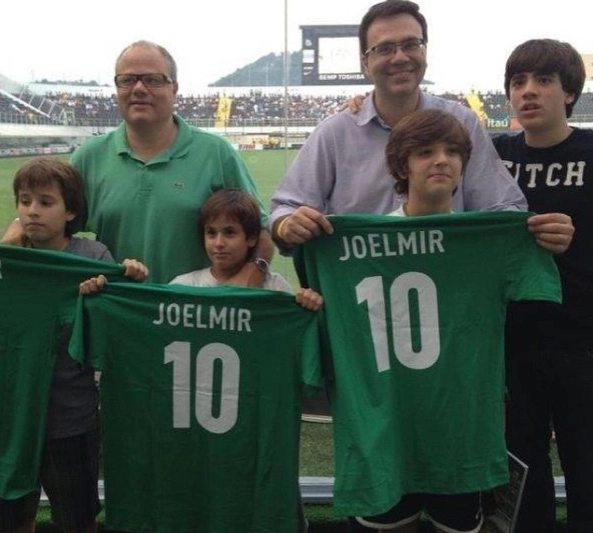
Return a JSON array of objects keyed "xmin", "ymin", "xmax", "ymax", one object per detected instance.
[
  {"xmin": 1, "ymin": 71, "xmax": 593, "ymax": 158},
  {"xmin": 1, "ymin": 88, "xmax": 592, "ymax": 127}
]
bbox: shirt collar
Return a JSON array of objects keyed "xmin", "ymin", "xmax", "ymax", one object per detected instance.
[
  {"xmin": 358, "ymin": 91, "xmax": 428, "ymax": 130},
  {"xmin": 115, "ymin": 115, "xmax": 191, "ymax": 162}
]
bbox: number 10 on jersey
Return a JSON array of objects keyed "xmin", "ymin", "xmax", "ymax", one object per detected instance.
[
  {"xmin": 164, "ymin": 341, "xmax": 240, "ymax": 434},
  {"xmin": 356, "ymin": 272, "xmax": 441, "ymax": 372}
]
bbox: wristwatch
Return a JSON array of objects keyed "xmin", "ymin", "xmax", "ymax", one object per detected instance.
[{"xmin": 252, "ymin": 257, "xmax": 270, "ymax": 274}]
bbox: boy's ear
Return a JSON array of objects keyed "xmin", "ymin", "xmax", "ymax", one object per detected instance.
[
  {"xmin": 247, "ymin": 235, "xmax": 258, "ymax": 248},
  {"xmin": 65, "ymin": 211, "xmax": 76, "ymax": 222}
]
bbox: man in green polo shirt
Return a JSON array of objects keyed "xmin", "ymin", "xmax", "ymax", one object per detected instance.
[{"xmin": 71, "ymin": 40, "xmax": 273, "ymax": 284}]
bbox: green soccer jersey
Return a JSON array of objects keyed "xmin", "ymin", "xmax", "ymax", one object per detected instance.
[
  {"xmin": 69, "ymin": 282, "xmax": 322, "ymax": 533},
  {"xmin": 0, "ymin": 245, "xmax": 124, "ymax": 499},
  {"xmin": 294, "ymin": 211, "xmax": 562, "ymax": 517}
]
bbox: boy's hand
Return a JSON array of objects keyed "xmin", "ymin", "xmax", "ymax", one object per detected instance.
[
  {"xmin": 295, "ymin": 288, "xmax": 324, "ymax": 311},
  {"xmin": 1, "ymin": 218, "xmax": 31, "ymax": 247},
  {"xmin": 527, "ymin": 213, "xmax": 574, "ymax": 254},
  {"xmin": 79, "ymin": 275, "xmax": 107, "ymax": 294},
  {"xmin": 79, "ymin": 259, "xmax": 148, "ymax": 295},
  {"xmin": 122, "ymin": 259, "xmax": 149, "ymax": 281}
]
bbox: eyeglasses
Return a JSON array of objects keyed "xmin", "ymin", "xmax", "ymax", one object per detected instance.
[
  {"xmin": 114, "ymin": 73, "xmax": 173, "ymax": 89},
  {"xmin": 364, "ymin": 38, "xmax": 426, "ymax": 57}
]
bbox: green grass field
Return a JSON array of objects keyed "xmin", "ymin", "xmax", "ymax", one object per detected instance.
[{"xmin": 239, "ymin": 149, "xmax": 300, "ymax": 286}]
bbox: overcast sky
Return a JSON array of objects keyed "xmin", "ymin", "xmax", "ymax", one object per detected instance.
[{"xmin": 2, "ymin": 0, "xmax": 592, "ymax": 93}]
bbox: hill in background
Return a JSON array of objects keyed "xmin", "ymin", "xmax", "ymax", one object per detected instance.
[{"xmin": 209, "ymin": 51, "xmax": 302, "ymax": 87}]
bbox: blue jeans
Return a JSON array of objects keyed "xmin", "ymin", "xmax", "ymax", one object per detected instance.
[{"xmin": 505, "ymin": 343, "xmax": 593, "ymax": 533}]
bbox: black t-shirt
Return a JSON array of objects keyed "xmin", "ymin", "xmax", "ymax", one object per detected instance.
[{"xmin": 494, "ymin": 129, "xmax": 593, "ymax": 348}]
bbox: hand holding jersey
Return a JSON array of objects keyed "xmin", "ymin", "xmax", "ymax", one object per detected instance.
[{"xmin": 274, "ymin": 206, "xmax": 334, "ymax": 246}]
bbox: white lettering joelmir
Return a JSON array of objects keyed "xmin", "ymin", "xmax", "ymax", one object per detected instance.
[
  {"xmin": 153, "ymin": 303, "xmax": 252, "ymax": 332},
  {"xmin": 338, "ymin": 231, "xmax": 445, "ymax": 261}
]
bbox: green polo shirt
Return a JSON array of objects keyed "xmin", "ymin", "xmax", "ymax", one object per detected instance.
[{"xmin": 71, "ymin": 116, "xmax": 266, "ymax": 283}]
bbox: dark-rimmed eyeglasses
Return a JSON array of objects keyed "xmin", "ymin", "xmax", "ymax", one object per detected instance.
[
  {"xmin": 364, "ymin": 38, "xmax": 426, "ymax": 58},
  {"xmin": 114, "ymin": 73, "xmax": 173, "ymax": 89}
]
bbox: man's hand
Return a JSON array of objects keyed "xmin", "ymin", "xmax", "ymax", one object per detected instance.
[
  {"xmin": 227, "ymin": 261, "xmax": 265, "ymax": 288},
  {"xmin": 226, "ymin": 229, "xmax": 273, "ymax": 288},
  {"xmin": 274, "ymin": 207, "xmax": 334, "ymax": 245},
  {"xmin": 339, "ymin": 93, "xmax": 367, "ymax": 114},
  {"xmin": 527, "ymin": 212, "xmax": 574, "ymax": 254}
]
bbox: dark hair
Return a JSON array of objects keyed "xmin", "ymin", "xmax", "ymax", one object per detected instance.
[
  {"xmin": 13, "ymin": 157, "xmax": 86, "ymax": 236},
  {"xmin": 504, "ymin": 39, "xmax": 585, "ymax": 118},
  {"xmin": 359, "ymin": 0, "xmax": 428, "ymax": 55},
  {"xmin": 385, "ymin": 109, "xmax": 472, "ymax": 194},
  {"xmin": 116, "ymin": 40, "xmax": 178, "ymax": 82},
  {"xmin": 199, "ymin": 188, "xmax": 261, "ymax": 245}
]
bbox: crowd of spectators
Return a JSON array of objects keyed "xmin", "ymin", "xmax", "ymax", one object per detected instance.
[
  {"xmin": 44, "ymin": 91, "xmax": 346, "ymax": 123},
  {"xmin": 1, "ymin": 88, "xmax": 593, "ymax": 127}
]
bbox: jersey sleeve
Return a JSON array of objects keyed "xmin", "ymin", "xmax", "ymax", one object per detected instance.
[
  {"xmin": 504, "ymin": 220, "xmax": 562, "ymax": 304},
  {"xmin": 299, "ymin": 311, "xmax": 324, "ymax": 390},
  {"xmin": 69, "ymin": 293, "xmax": 105, "ymax": 370}
]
